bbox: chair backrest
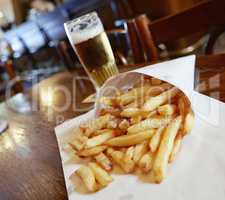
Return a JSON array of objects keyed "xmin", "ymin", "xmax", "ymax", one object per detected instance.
[
  {"xmin": 3, "ymin": 29, "xmax": 26, "ymax": 58},
  {"xmin": 15, "ymin": 21, "xmax": 46, "ymax": 53},
  {"xmin": 33, "ymin": 8, "xmax": 69, "ymax": 42},
  {"xmin": 127, "ymin": 0, "xmax": 225, "ymax": 63},
  {"xmin": 109, "ymin": 0, "xmax": 135, "ymax": 19}
]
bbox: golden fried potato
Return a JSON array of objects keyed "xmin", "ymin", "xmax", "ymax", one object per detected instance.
[
  {"xmin": 151, "ymin": 78, "xmax": 162, "ymax": 85},
  {"xmin": 149, "ymin": 126, "xmax": 165, "ymax": 153},
  {"xmin": 138, "ymin": 152, "xmax": 153, "ymax": 172},
  {"xmin": 77, "ymin": 145, "xmax": 107, "ymax": 157},
  {"xmin": 85, "ymin": 130, "xmax": 116, "ymax": 148},
  {"xmin": 169, "ymin": 134, "xmax": 182, "ymax": 163},
  {"xmin": 158, "ymin": 104, "xmax": 176, "ymax": 116},
  {"xmin": 133, "ymin": 141, "xmax": 148, "ymax": 163},
  {"xmin": 84, "ymin": 114, "xmax": 111, "ymax": 137},
  {"xmin": 183, "ymin": 111, "xmax": 195, "ymax": 135},
  {"xmin": 89, "ymin": 162, "xmax": 113, "ymax": 187},
  {"xmin": 152, "ymin": 116, "xmax": 182, "ymax": 183},
  {"xmin": 95, "ymin": 152, "xmax": 113, "ymax": 171},
  {"xmin": 75, "ymin": 166, "xmax": 98, "ymax": 192},
  {"xmin": 123, "ymin": 146, "xmax": 135, "ymax": 173},
  {"xmin": 106, "ymin": 130, "xmax": 155, "ymax": 147},
  {"xmin": 127, "ymin": 116, "xmax": 171, "ymax": 134},
  {"xmin": 143, "ymin": 87, "xmax": 179, "ymax": 111}
]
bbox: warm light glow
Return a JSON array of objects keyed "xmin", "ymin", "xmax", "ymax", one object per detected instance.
[{"xmin": 40, "ymin": 88, "xmax": 54, "ymax": 106}]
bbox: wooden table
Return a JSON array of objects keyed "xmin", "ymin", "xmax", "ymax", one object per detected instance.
[{"xmin": 0, "ymin": 54, "xmax": 225, "ymax": 200}]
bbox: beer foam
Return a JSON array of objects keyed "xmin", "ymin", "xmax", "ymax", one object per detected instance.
[{"xmin": 64, "ymin": 12, "xmax": 104, "ymax": 45}]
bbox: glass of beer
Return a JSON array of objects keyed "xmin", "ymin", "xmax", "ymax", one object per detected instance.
[{"xmin": 64, "ymin": 12, "xmax": 119, "ymax": 88}]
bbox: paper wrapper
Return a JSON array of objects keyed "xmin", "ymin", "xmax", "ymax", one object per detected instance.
[{"xmin": 55, "ymin": 56, "xmax": 225, "ymax": 200}]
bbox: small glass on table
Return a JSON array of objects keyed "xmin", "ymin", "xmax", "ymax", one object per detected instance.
[{"xmin": 64, "ymin": 12, "xmax": 119, "ymax": 89}]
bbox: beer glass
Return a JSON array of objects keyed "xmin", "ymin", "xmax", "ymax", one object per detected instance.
[{"xmin": 64, "ymin": 12, "xmax": 119, "ymax": 88}]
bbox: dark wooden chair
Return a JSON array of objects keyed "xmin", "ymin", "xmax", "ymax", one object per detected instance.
[
  {"xmin": 125, "ymin": 0, "xmax": 225, "ymax": 63},
  {"xmin": 109, "ymin": 0, "xmax": 136, "ymax": 19}
]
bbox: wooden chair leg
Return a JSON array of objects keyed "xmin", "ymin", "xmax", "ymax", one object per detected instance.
[
  {"xmin": 135, "ymin": 15, "xmax": 159, "ymax": 62},
  {"xmin": 126, "ymin": 19, "xmax": 145, "ymax": 63}
]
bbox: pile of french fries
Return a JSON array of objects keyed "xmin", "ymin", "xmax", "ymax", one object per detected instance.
[{"xmin": 69, "ymin": 76, "xmax": 194, "ymax": 193}]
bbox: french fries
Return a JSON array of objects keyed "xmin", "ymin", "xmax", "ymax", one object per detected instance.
[
  {"xmin": 67, "ymin": 76, "xmax": 195, "ymax": 193},
  {"xmin": 149, "ymin": 126, "xmax": 165, "ymax": 152},
  {"xmin": 157, "ymin": 104, "xmax": 176, "ymax": 116},
  {"xmin": 169, "ymin": 134, "xmax": 182, "ymax": 163},
  {"xmin": 152, "ymin": 116, "xmax": 182, "ymax": 183},
  {"xmin": 120, "ymin": 108, "xmax": 149, "ymax": 118},
  {"xmin": 183, "ymin": 111, "xmax": 195, "ymax": 135},
  {"xmin": 84, "ymin": 114, "xmax": 111, "ymax": 136},
  {"xmin": 133, "ymin": 142, "xmax": 148, "ymax": 163},
  {"xmin": 77, "ymin": 145, "xmax": 107, "ymax": 157},
  {"xmin": 143, "ymin": 87, "xmax": 179, "ymax": 111},
  {"xmin": 123, "ymin": 147, "xmax": 135, "ymax": 172},
  {"xmin": 75, "ymin": 166, "xmax": 97, "ymax": 192},
  {"xmin": 106, "ymin": 130, "xmax": 155, "ymax": 147},
  {"xmin": 89, "ymin": 162, "xmax": 113, "ymax": 187},
  {"xmin": 86, "ymin": 130, "xmax": 117, "ymax": 148},
  {"xmin": 95, "ymin": 153, "xmax": 112, "ymax": 171},
  {"xmin": 138, "ymin": 152, "xmax": 153, "ymax": 172},
  {"xmin": 127, "ymin": 117, "xmax": 172, "ymax": 134}
]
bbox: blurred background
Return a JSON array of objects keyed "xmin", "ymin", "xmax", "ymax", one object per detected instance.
[{"xmin": 0, "ymin": 0, "xmax": 224, "ymax": 102}]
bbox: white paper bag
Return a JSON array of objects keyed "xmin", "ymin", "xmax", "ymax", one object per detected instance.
[{"xmin": 55, "ymin": 55, "xmax": 225, "ymax": 200}]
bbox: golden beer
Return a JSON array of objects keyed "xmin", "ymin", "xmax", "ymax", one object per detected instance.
[{"xmin": 64, "ymin": 12, "xmax": 119, "ymax": 87}]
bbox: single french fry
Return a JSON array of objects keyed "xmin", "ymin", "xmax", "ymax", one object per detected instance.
[
  {"xmin": 158, "ymin": 104, "xmax": 176, "ymax": 116},
  {"xmin": 146, "ymin": 83, "xmax": 172, "ymax": 97},
  {"xmin": 151, "ymin": 78, "xmax": 162, "ymax": 85},
  {"xmin": 118, "ymin": 119, "xmax": 130, "ymax": 130},
  {"xmin": 121, "ymin": 107, "xmax": 150, "ymax": 118},
  {"xmin": 130, "ymin": 115, "xmax": 142, "ymax": 125},
  {"xmin": 76, "ymin": 134, "xmax": 88, "ymax": 144},
  {"xmin": 77, "ymin": 145, "xmax": 107, "ymax": 157},
  {"xmin": 86, "ymin": 130, "xmax": 115, "ymax": 148},
  {"xmin": 117, "ymin": 86, "xmax": 151, "ymax": 106},
  {"xmin": 169, "ymin": 134, "xmax": 182, "ymax": 163},
  {"xmin": 183, "ymin": 111, "xmax": 195, "ymax": 135},
  {"xmin": 127, "ymin": 116, "xmax": 172, "ymax": 134},
  {"xmin": 105, "ymin": 130, "xmax": 155, "ymax": 147},
  {"xmin": 99, "ymin": 96, "xmax": 117, "ymax": 107},
  {"xmin": 95, "ymin": 152, "xmax": 113, "ymax": 171},
  {"xmin": 99, "ymin": 108, "xmax": 121, "ymax": 117},
  {"xmin": 82, "ymin": 93, "xmax": 96, "ymax": 103},
  {"xmin": 124, "ymin": 101, "xmax": 139, "ymax": 109},
  {"xmin": 92, "ymin": 129, "xmax": 111, "ymax": 136},
  {"xmin": 69, "ymin": 140, "xmax": 84, "ymax": 151},
  {"xmin": 143, "ymin": 87, "xmax": 179, "ymax": 111},
  {"xmin": 146, "ymin": 110, "xmax": 157, "ymax": 118},
  {"xmin": 107, "ymin": 118, "xmax": 119, "ymax": 129},
  {"xmin": 138, "ymin": 152, "xmax": 153, "ymax": 172},
  {"xmin": 149, "ymin": 126, "xmax": 165, "ymax": 152},
  {"xmin": 123, "ymin": 146, "xmax": 135, "ymax": 173},
  {"xmin": 152, "ymin": 116, "xmax": 182, "ymax": 183},
  {"xmin": 89, "ymin": 162, "xmax": 113, "ymax": 187},
  {"xmin": 107, "ymin": 148, "xmax": 124, "ymax": 167},
  {"xmin": 178, "ymin": 95, "xmax": 191, "ymax": 117},
  {"xmin": 75, "ymin": 166, "xmax": 97, "ymax": 192},
  {"xmin": 133, "ymin": 141, "xmax": 148, "ymax": 163}
]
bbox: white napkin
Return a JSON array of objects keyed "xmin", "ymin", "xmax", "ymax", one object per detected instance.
[{"xmin": 55, "ymin": 55, "xmax": 225, "ymax": 200}]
